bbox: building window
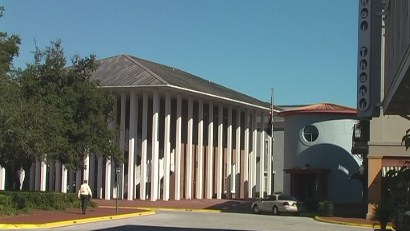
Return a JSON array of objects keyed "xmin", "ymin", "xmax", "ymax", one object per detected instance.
[{"xmin": 303, "ymin": 125, "xmax": 319, "ymax": 142}]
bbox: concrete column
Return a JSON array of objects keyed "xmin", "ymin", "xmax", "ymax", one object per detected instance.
[
  {"xmin": 29, "ymin": 164, "xmax": 35, "ymax": 191},
  {"xmin": 367, "ymin": 156, "xmax": 383, "ymax": 219},
  {"xmin": 175, "ymin": 95, "xmax": 182, "ymax": 200},
  {"xmin": 104, "ymin": 159, "xmax": 112, "ymax": 200},
  {"xmin": 217, "ymin": 104, "xmax": 223, "ymax": 199},
  {"xmin": 111, "ymin": 161, "xmax": 116, "ymax": 198},
  {"xmin": 206, "ymin": 102, "xmax": 214, "ymax": 199},
  {"xmin": 196, "ymin": 99, "xmax": 204, "ymax": 199},
  {"xmin": 133, "ymin": 95, "xmax": 139, "ymax": 200},
  {"xmin": 61, "ymin": 164, "xmax": 67, "ymax": 193},
  {"xmin": 140, "ymin": 92, "xmax": 148, "ymax": 200},
  {"xmin": 55, "ymin": 161, "xmax": 62, "ymax": 192},
  {"xmin": 83, "ymin": 154, "xmax": 90, "ymax": 183},
  {"xmin": 259, "ymin": 113, "xmax": 265, "ymax": 197},
  {"xmin": 97, "ymin": 156, "xmax": 103, "ymax": 199},
  {"xmin": 244, "ymin": 111, "xmax": 250, "ymax": 198},
  {"xmin": 128, "ymin": 91, "xmax": 137, "ymax": 200},
  {"xmin": 75, "ymin": 169, "xmax": 81, "ymax": 192},
  {"xmin": 48, "ymin": 162, "xmax": 55, "ymax": 191},
  {"xmin": 89, "ymin": 154, "xmax": 95, "ymax": 194},
  {"xmin": 105, "ymin": 103, "xmax": 116, "ymax": 200},
  {"xmin": 68, "ymin": 169, "xmax": 74, "ymax": 193},
  {"xmin": 40, "ymin": 161, "xmax": 47, "ymax": 191},
  {"xmin": 251, "ymin": 112, "xmax": 258, "ymax": 198},
  {"xmin": 35, "ymin": 160, "xmax": 40, "ymax": 191},
  {"xmin": 226, "ymin": 106, "xmax": 233, "ymax": 198},
  {"xmin": 119, "ymin": 93, "xmax": 126, "ymax": 151},
  {"xmin": 235, "ymin": 109, "xmax": 241, "ymax": 198},
  {"xmin": 119, "ymin": 93, "xmax": 126, "ymax": 200},
  {"xmin": 186, "ymin": 96, "xmax": 194, "ymax": 199},
  {"xmin": 267, "ymin": 130, "xmax": 273, "ymax": 195},
  {"xmin": 0, "ymin": 166, "xmax": 5, "ymax": 190},
  {"xmin": 163, "ymin": 93, "xmax": 171, "ymax": 201},
  {"xmin": 151, "ymin": 91, "xmax": 160, "ymax": 201}
]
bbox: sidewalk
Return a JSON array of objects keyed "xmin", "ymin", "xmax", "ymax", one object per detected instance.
[{"xmin": 0, "ymin": 199, "xmax": 379, "ymax": 229}]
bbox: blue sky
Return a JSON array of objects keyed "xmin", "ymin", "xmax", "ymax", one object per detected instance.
[{"xmin": 1, "ymin": 0, "xmax": 358, "ymax": 107}]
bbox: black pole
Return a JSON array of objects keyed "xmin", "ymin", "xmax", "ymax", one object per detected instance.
[
  {"xmin": 271, "ymin": 88, "xmax": 274, "ymax": 195},
  {"xmin": 116, "ymin": 167, "xmax": 120, "ymax": 214}
]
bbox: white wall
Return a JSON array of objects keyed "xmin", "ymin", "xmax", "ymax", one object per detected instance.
[{"xmin": 283, "ymin": 114, "xmax": 363, "ymax": 203}]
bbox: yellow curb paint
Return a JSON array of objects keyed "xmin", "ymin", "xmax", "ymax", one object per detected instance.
[
  {"xmin": 314, "ymin": 216, "xmax": 372, "ymax": 228},
  {"xmin": 0, "ymin": 211, "xmax": 155, "ymax": 230},
  {"xmin": 98, "ymin": 205, "xmax": 139, "ymax": 210},
  {"xmin": 136, "ymin": 207, "xmax": 221, "ymax": 213},
  {"xmin": 313, "ymin": 216, "xmax": 394, "ymax": 229},
  {"xmin": 98, "ymin": 205, "xmax": 221, "ymax": 213},
  {"xmin": 0, "ymin": 224, "xmax": 40, "ymax": 230}
]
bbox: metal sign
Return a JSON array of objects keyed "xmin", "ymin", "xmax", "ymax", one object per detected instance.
[{"xmin": 357, "ymin": 0, "xmax": 382, "ymax": 118}]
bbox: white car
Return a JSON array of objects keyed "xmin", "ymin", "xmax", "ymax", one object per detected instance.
[{"xmin": 251, "ymin": 194, "xmax": 303, "ymax": 215}]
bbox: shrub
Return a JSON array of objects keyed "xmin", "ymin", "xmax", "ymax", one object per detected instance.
[
  {"xmin": 0, "ymin": 191, "xmax": 87, "ymax": 215},
  {"xmin": 372, "ymin": 200, "xmax": 395, "ymax": 230},
  {"xmin": 0, "ymin": 194, "xmax": 18, "ymax": 215}
]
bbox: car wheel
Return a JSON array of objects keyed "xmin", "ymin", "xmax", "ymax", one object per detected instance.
[
  {"xmin": 252, "ymin": 205, "xmax": 260, "ymax": 214},
  {"xmin": 272, "ymin": 206, "xmax": 279, "ymax": 215}
]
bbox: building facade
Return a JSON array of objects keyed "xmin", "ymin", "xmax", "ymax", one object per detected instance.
[
  {"xmin": 278, "ymin": 103, "xmax": 362, "ymax": 209},
  {"xmin": 0, "ymin": 55, "xmax": 279, "ymax": 201},
  {"xmin": 364, "ymin": 0, "xmax": 410, "ymax": 219}
]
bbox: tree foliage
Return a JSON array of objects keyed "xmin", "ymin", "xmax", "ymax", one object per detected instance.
[
  {"xmin": 0, "ymin": 7, "xmax": 20, "ymax": 77},
  {"xmin": 0, "ymin": 7, "xmax": 122, "ymax": 189},
  {"xmin": 19, "ymin": 40, "xmax": 122, "ymax": 169},
  {"xmin": 0, "ymin": 6, "xmax": 28, "ymax": 185}
]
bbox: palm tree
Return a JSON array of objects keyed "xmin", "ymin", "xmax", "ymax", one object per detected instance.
[{"xmin": 372, "ymin": 200, "xmax": 394, "ymax": 230}]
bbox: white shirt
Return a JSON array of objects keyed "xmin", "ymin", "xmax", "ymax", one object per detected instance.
[{"xmin": 78, "ymin": 183, "xmax": 92, "ymax": 197}]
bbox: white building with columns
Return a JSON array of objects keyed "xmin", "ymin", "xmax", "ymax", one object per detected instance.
[{"xmin": 0, "ymin": 55, "xmax": 279, "ymax": 201}]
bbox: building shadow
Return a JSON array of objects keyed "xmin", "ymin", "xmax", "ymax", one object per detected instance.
[{"xmin": 204, "ymin": 199, "xmax": 253, "ymax": 213}]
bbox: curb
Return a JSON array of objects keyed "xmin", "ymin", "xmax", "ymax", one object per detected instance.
[
  {"xmin": 99, "ymin": 205, "xmax": 222, "ymax": 213},
  {"xmin": 314, "ymin": 216, "xmax": 372, "ymax": 228},
  {"xmin": 0, "ymin": 210, "xmax": 155, "ymax": 230},
  {"xmin": 136, "ymin": 207, "xmax": 221, "ymax": 213},
  {"xmin": 314, "ymin": 216, "xmax": 394, "ymax": 230}
]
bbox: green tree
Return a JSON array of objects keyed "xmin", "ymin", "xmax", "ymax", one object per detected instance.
[
  {"xmin": 0, "ymin": 7, "xmax": 20, "ymax": 77},
  {"xmin": 0, "ymin": 6, "xmax": 28, "ymax": 189},
  {"xmin": 19, "ymin": 40, "xmax": 122, "ymax": 170},
  {"xmin": 0, "ymin": 6, "xmax": 122, "ymax": 189}
]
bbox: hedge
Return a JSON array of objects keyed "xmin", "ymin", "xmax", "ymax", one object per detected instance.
[{"xmin": 0, "ymin": 191, "xmax": 95, "ymax": 215}]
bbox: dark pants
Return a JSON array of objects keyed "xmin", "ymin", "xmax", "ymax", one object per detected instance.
[{"xmin": 80, "ymin": 195, "xmax": 90, "ymax": 214}]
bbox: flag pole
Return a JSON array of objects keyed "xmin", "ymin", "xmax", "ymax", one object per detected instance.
[
  {"xmin": 271, "ymin": 88, "xmax": 274, "ymax": 142},
  {"xmin": 270, "ymin": 88, "xmax": 274, "ymax": 194}
]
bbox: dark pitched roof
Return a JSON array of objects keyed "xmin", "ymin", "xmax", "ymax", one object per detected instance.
[{"xmin": 91, "ymin": 55, "xmax": 279, "ymax": 111}]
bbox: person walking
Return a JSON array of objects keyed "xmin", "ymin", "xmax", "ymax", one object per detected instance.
[{"xmin": 78, "ymin": 179, "xmax": 92, "ymax": 214}]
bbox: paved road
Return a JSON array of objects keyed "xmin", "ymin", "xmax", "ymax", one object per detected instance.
[{"xmin": 25, "ymin": 211, "xmax": 373, "ymax": 231}]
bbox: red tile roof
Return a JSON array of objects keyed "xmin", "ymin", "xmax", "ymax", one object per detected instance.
[{"xmin": 279, "ymin": 103, "xmax": 357, "ymax": 116}]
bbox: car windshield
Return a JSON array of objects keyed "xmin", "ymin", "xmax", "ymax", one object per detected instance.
[{"xmin": 278, "ymin": 195, "xmax": 297, "ymax": 201}]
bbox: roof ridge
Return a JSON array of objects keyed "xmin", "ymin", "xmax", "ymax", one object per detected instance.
[{"xmin": 123, "ymin": 55, "xmax": 169, "ymax": 85}]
